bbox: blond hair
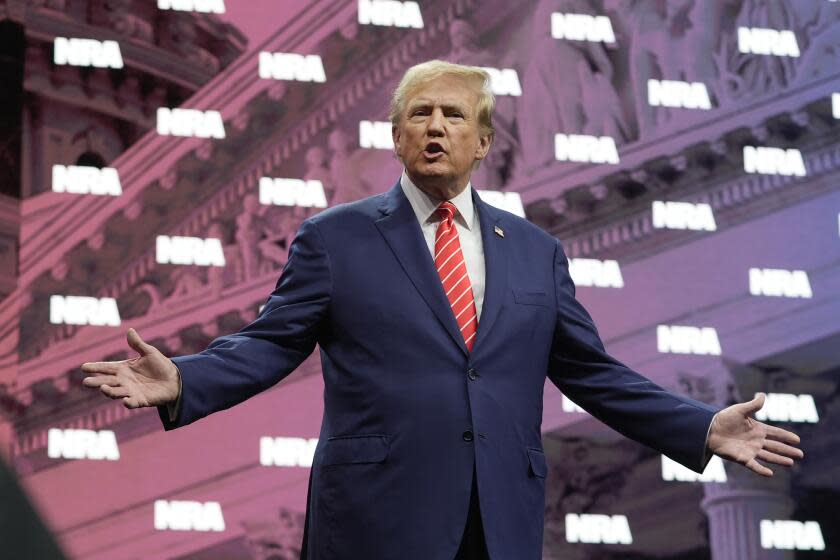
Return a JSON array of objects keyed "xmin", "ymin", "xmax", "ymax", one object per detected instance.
[{"xmin": 389, "ymin": 60, "xmax": 495, "ymax": 138}]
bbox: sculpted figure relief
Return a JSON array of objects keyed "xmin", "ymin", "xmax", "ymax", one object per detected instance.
[
  {"xmin": 517, "ymin": 0, "xmax": 621, "ymax": 174},
  {"xmin": 607, "ymin": 0, "xmax": 670, "ymax": 137},
  {"xmin": 795, "ymin": 1, "xmax": 840, "ymax": 83},
  {"xmin": 577, "ymin": 58, "xmax": 630, "ymax": 140},
  {"xmin": 167, "ymin": 267, "xmax": 205, "ymax": 301},
  {"xmin": 235, "ymin": 195, "xmax": 267, "ymax": 280},
  {"xmin": 243, "ymin": 509, "xmax": 306, "ymax": 560},
  {"xmin": 677, "ymin": 0, "xmax": 738, "ymax": 104},
  {"xmin": 446, "ymin": 18, "xmax": 517, "ymax": 187},
  {"xmin": 104, "ymin": 0, "xmax": 154, "ymax": 42},
  {"xmin": 167, "ymin": 16, "xmax": 220, "ymax": 73},
  {"xmin": 205, "ymin": 222, "xmax": 230, "ymax": 294},
  {"xmin": 603, "ymin": 0, "xmax": 735, "ymax": 135},
  {"xmin": 328, "ymin": 129, "xmax": 397, "ymax": 205},
  {"xmin": 235, "ymin": 195, "xmax": 293, "ymax": 279},
  {"xmin": 723, "ymin": 0, "xmax": 800, "ymax": 98}
]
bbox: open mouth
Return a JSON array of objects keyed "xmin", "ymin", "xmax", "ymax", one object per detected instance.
[{"xmin": 423, "ymin": 142, "xmax": 446, "ymax": 159}]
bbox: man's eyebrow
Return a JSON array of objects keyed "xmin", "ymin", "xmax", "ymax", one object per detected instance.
[{"xmin": 406, "ymin": 99, "xmax": 471, "ymax": 113}]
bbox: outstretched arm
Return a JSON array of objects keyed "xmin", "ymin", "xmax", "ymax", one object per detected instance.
[
  {"xmin": 547, "ymin": 240, "xmax": 803, "ymax": 475},
  {"xmin": 548, "ymin": 240, "xmax": 718, "ymax": 473},
  {"xmin": 80, "ymin": 218, "xmax": 332, "ymax": 429}
]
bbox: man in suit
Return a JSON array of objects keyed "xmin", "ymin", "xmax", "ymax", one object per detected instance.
[{"xmin": 82, "ymin": 60, "xmax": 803, "ymax": 559}]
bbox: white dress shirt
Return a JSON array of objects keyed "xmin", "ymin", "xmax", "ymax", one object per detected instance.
[{"xmin": 399, "ymin": 170, "xmax": 486, "ymax": 320}]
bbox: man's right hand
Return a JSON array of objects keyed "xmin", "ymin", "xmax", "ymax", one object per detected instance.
[{"xmin": 81, "ymin": 328, "xmax": 180, "ymax": 409}]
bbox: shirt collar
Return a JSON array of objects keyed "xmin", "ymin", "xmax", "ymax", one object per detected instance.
[{"xmin": 399, "ymin": 169, "xmax": 475, "ymax": 230}]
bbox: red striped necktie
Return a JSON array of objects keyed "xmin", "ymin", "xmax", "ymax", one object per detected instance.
[{"xmin": 434, "ymin": 201, "xmax": 478, "ymax": 352}]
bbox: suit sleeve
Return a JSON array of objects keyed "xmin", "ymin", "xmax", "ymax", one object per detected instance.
[
  {"xmin": 157, "ymin": 218, "xmax": 332, "ymax": 430},
  {"xmin": 546, "ymin": 240, "xmax": 719, "ymax": 473}
]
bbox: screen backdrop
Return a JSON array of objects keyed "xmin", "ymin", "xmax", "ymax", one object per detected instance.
[{"xmin": 0, "ymin": 1, "xmax": 838, "ymax": 559}]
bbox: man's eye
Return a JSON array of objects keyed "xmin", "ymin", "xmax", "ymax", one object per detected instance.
[{"xmin": 450, "ymin": 112, "xmax": 464, "ymax": 119}]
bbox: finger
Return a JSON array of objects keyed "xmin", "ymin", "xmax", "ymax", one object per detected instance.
[
  {"xmin": 765, "ymin": 425, "xmax": 802, "ymax": 446},
  {"xmin": 745, "ymin": 457, "xmax": 773, "ymax": 477},
  {"xmin": 100, "ymin": 385, "xmax": 129, "ymax": 400},
  {"xmin": 764, "ymin": 439, "xmax": 804, "ymax": 459},
  {"xmin": 739, "ymin": 392, "xmax": 766, "ymax": 415},
  {"xmin": 81, "ymin": 362, "xmax": 120, "ymax": 374},
  {"xmin": 123, "ymin": 396, "xmax": 142, "ymax": 409},
  {"xmin": 82, "ymin": 375, "xmax": 121, "ymax": 388},
  {"xmin": 757, "ymin": 449, "xmax": 794, "ymax": 466},
  {"xmin": 126, "ymin": 328, "xmax": 154, "ymax": 357}
]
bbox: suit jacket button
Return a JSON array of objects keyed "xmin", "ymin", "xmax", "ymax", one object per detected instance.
[
  {"xmin": 467, "ymin": 368, "xmax": 477, "ymax": 380},
  {"xmin": 462, "ymin": 430, "xmax": 474, "ymax": 442}
]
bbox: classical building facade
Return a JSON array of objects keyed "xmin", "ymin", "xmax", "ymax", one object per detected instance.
[{"xmin": 0, "ymin": 0, "xmax": 837, "ymax": 558}]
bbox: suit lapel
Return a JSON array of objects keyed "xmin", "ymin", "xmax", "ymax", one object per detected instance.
[
  {"xmin": 471, "ymin": 190, "xmax": 508, "ymax": 353},
  {"xmin": 375, "ymin": 182, "xmax": 469, "ymax": 357}
]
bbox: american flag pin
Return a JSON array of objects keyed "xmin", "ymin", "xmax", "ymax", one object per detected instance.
[{"xmin": 494, "ymin": 225, "xmax": 504, "ymax": 237}]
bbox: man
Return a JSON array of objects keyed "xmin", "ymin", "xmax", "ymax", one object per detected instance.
[{"xmin": 81, "ymin": 60, "xmax": 803, "ymax": 560}]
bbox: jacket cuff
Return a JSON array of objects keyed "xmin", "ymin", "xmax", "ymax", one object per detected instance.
[
  {"xmin": 700, "ymin": 411, "xmax": 718, "ymax": 472},
  {"xmin": 156, "ymin": 362, "xmax": 182, "ymax": 430}
]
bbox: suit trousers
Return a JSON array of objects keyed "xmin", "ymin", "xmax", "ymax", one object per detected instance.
[{"xmin": 453, "ymin": 467, "xmax": 489, "ymax": 560}]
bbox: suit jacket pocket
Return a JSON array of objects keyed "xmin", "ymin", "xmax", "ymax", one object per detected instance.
[
  {"xmin": 322, "ymin": 434, "xmax": 390, "ymax": 466},
  {"xmin": 513, "ymin": 289, "xmax": 550, "ymax": 306}
]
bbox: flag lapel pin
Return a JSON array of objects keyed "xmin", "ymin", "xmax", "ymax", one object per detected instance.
[{"xmin": 494, "ymin": 225, "xmax": 504, "ymax": 237}]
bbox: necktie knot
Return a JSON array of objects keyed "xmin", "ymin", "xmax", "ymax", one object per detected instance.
[{"xmin": 437, "ymin": 201, "xmax": 458, "ymax": 222}]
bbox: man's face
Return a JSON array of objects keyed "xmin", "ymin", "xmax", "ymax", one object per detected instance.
[{"xmin": 393, "ymin": 74, "xmax": 492, "ymax": 198}]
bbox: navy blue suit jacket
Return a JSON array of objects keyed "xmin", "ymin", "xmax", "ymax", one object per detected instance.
[{"xmin": 159, "ymin": 181, "xmax": 718, "ymax": 559}]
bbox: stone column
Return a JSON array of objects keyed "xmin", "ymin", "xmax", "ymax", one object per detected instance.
[{"xmin": 702, "ymin": 463, "xmax": 794, "ymax": 560}]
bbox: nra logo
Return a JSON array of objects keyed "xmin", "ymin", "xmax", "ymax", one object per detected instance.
[
  {"xmin": 260, "ymin": 437, "xmax": 318, "ymax": 467},
  {"xmin": 359, "ymin": 120, "xmax": 394, "ymax": 149},
  {"xmin": 154, "ymin": 500, "xmax": 225, "ymax": 532},
  {"xmin": 657, "ymin": 325, "xmax": 721, "ymax": 356},
  {"xmin": 157, "ymin": 0, "xmax": 225, "ymax": 12},
  {"xmin": 157, "ymin": 108, "xmax": 225, "ymax": 139},
  {"xmin": 259, "ymin": 52, "xmax": 326, "ymax": 82},
  {"xmin": 477, "ymin": 190, "xmax": 525, "ymax": 218},
  {"xmin": 562, "ymin": 395, "xmax": 586, "ymax": 414},
  {"xmin": 481, "ymin": 67, "xmax": 522, "ymax": 96},
  {"xmin": 47, "ymin": 429, "xmax": 119, "ymax": 461},
  {"xmin": 755, "ymin": 393, "xmax": 819, "ymax": 424},
  {"xmin": 661, "ymin": 455, "xmax": 726, "ymax": 483},
  {"xmin": 568, "ymin": 258, "xmax": 623, "ymax": 288},
  {"xmin": 551, "ymin": 13, "xmax": 615, "ymax": 43},
  {"xmin": 54, "ymin": 37, "xmax": 123, "ymax": 69},
  {"xmin": 565, "ymin": 514, "xmax": 632, "ymax": 545},
  {"xmin": 647, "ymin": 79, "xmax": 711, "ymax": 110},
  {"xmin": 833, "ymin": 93, "xmax": 840, "ymax": 119},
  {"xmin": 50, "ymin": 295, "xmax": 121, "ymax": 326},
  {"xmin": 760, "ymin": 520, "xmax": 825, "ymax": 551},
  {"xmin": 554, "ymin": 134, "xmax": 619, "ymax": 164},
  {"xmin": 259, "ymin": 178, "xmax": 328, "ymax": 208},
  {"xmin": 156, "ymin": 236, "xmax": 225, "ymax": 267},
  {"xmin": 743, "ymin": 146, "xmax": 806, "ymax": 176},
  {"xmin": 749, "ymin": 268, "xmax": 812, "ymax": 299},
  {"xmin": 652, "ymin": 201, "xmax": 716, "ymax": 232},
  {"xmin": 738, "ymin": 27, "xmax": 800, "ymax": 57},
  {"xmin": 358, "ymin": 0, "xmax": 423, "ymax": 28},
  {"xmin": 52, "ymin": 165, "xmax": 122, "ymax": 196}
]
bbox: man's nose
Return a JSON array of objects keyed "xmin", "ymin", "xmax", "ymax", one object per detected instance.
[{"xmin": 426, "ymin": 108, "xmax": 445, "ymax": 136}]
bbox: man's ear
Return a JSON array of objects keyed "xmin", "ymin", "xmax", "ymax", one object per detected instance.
[
  {"xmin": 392, "ymin": 123, "xmax": 402, "ymax": 159},
  {"xmin": 474, "ymin": 132, "xmax": 494, "ymax": 162}
]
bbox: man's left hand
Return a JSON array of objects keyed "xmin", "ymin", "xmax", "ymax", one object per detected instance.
[{"xmin": 708, "ymin": 393, "xmax": 804, "ymax": 477}]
